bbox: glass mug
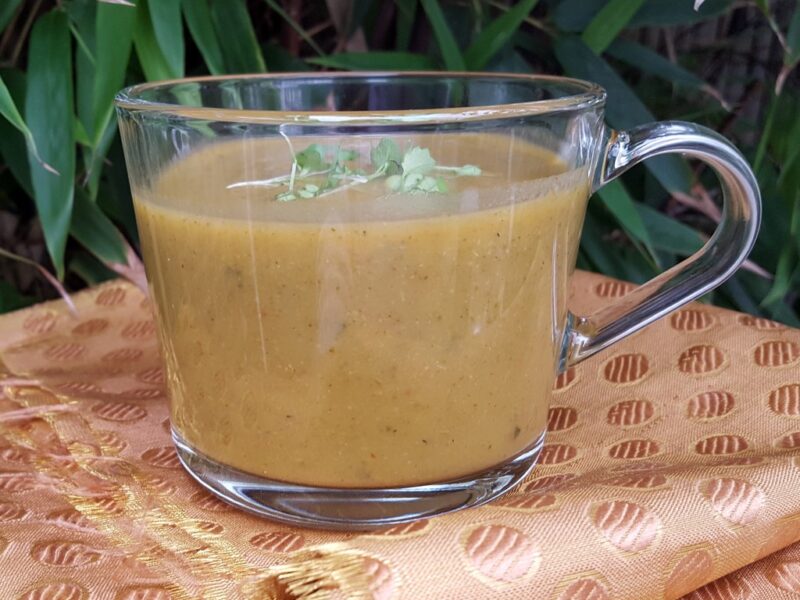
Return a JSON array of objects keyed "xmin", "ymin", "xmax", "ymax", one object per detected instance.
[{"xmin": 116, "ymin": 73, "xmax": 760, "ymax": 529}]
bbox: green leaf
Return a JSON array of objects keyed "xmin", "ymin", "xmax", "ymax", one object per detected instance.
[
  {"xmin": 402, "ymin": 147, "xmax": 436, "ymax": 176},
  {"xmin": 787, "ymin": 1, "xmax": 800, "ymax": 62},
  {"xmin": 0, "ymin": 74, "xmax": 33, "ymax": 150},
  {"xmin": 0, "ymin": 69, "xmax": 31, "ymax": 196},
  {"xmin": 74, "ymin": 116, "xmax": 91, "ymax": 146},
  {"xmin": 263, "ymin": 41, "xmax": 311, "ymax": 72},
  {"xmin": 607, "ymin": 39, "xmax": 729, "ymax": 108},
  {"xmin": 0, "ymin": 281, "xmax": 36, "ymax": 313},
  {"xmin": 0, "ymin": 0, "xmax": 22, "ymax": 32},
  {"xmin": 134, "ymin": 0, "xmax": 177, "ymax": 81},
  {"xmin": 394, "ymin": 0, "xmax": 418, "ymax": 50},
  {"xmin": 149, "ymin": 0, "xmax": 185, "ymax": 77},
  {"xmin": 69, "ymin": 18, "xmax": 96, "ymax": 66},
  {"xmin": 579, "ymin": 208, "xmax": 632, "ymax": 280},
  {"xmin": 0, "ymin": 247, "xmax": 76, "ymax": 314},
  {"xmin": 607, "ymin": 39, "xmax": 703, "ymax": 89},
  {"xmin": 761, "ymin": 244, "xmax": 798, "ymax": 306},
  {"xmin": 25, "ymin": 10, "xmax": 75, "ymax": 279},
  {"xmin": 371, "ymin": 139, "xmax": 403, "ymax": 169},
  {"xmin": 0, "ymin": 69, "xmax": 53, "ymax": 177},
  {"xmin": 628, "ymin": 0, "xmax": 733, "ymax": 27},
  {"xmin": 182, "ymin": 0, "xmax": 225, "ymax": 75},
  {"xmin": 486, "ymin": 48, "xmax": 533, "ymax": 73},
  {"xmin": 210, "ymin": 0, "xmax": 266, "ymax": 73},
  {"xmin": 308, "ymin": 52, "xmax": 436, "ymax": 71},
  {"xmin": 463, "ymin": 0, "xmax": 539, "ymax": 70},
  {"xmin": 634, "ymin": 203, "xmax": 704, "ymax": 255},
  {"xmin": 66, "ymin": 0, "xmax": 97, "ymax": 143},
  {"xmin": 419, "ymin": 0, "xmax": 466, "ymax": 71},
  {"xmin": 97, "ymin": 137, "xmax": 139, "ymax": 245},
  {"xmin": 554, "ymin": 0, "xmax": 732, "ymax": 31},
  {"xmin": 295, "ymin": 145, "xmax": 326, "ymax": 172},
  {"xmin": 92, "ymin": 2, "xmax": 135, "ymax": 143},
  {"xmin": 555, "ymin": 37, "xmax": 649, "ymax": 130},
  {"xmin": 86, "ymin": 119, "xmax": 119, "ymax": 199},
  {"xmin": 554, "ymin": 36, "xmax": 690, "ymax": 193},
  {"xmin": 68, "ymin": 250, "xmax": 119, "ymax": 286},
  {"xmin": 70, "ymin": 189, "xmax": 128, "ymax": 264},
  {"xmin": 582, "ymin": 0, "xmax": 647, "ymax": 54},
  {"xmin": 263, "ymin": 0, "xmax": 324, "ymax": 56},
  {"xmin": 552, "ymin": 0, "xmax": 604, "ymax": 32},
  {"xmin": 595, "ymin": 180, "xmax": 657, "ymax": 259}
]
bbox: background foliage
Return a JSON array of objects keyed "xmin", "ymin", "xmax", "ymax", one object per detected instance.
[{"xmin": 0, "ymin": 0, "xmax": 798, "ymax": 323}]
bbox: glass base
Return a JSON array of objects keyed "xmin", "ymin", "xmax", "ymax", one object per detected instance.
[{"xmin": 172, "ymin": 429, "xmax": 546, "ymax": 530}]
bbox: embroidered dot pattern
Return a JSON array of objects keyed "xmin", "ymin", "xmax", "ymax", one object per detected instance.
[{"xmin": 0, "ymin": 274, "xmax": 797, "ymax": 598}]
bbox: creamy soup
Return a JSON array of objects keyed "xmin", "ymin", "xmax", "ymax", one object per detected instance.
[{"xmin": 134, "ymin": 132, "xmax": 589, "ymax": 487}]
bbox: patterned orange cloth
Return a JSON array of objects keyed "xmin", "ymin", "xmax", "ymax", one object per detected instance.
[{"xmin": 0, "ymin": 271, "xmax": 799, "ymax": 599}]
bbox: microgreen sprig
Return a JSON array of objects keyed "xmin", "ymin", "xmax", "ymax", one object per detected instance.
[{"xmin": 227, "ymin": 137, "xmax": 481, "ymax": 201}]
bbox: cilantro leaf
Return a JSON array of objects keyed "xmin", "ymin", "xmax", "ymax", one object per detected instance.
[
  {"xmin": 401, "ymin": 146, "xmax": 436, "ymax": 176},
  {"xmin": 261, "ymin": 137, "xmax": 479, "ymax": 201},
  {"xmin": 371, "ymin": 139, "xmax": 403, "ymax": 170},
  {"xmin": 295, "ymin": 144, "xmax": 326, "ymax": 173}
]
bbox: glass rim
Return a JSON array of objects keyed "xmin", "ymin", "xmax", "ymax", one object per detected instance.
[{"xmin": 114, "ymin": 71, "xmax": 606, "ymax": 125}]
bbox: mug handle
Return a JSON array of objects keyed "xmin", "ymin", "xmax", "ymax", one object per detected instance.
[{"xmin": 567, "ymin": 121, "xmax": 761, "ymax": 364}]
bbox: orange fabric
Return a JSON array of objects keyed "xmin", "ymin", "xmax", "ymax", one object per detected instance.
[{"xmin": 0, "ymin": 271, "xmax": 799, "ymax": 599}]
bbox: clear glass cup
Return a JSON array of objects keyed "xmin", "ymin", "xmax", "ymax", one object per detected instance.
[{"xmin": 115, "ymin": 73, "xmax": 760, "ymax": 529}]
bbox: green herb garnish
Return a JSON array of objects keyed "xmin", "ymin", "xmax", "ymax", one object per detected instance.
[{"xmin": 227, "ymin": 137, "xmax": 481, "ymax": 201}]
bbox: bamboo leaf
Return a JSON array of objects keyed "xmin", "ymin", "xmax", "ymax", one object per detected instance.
[
  {"xmin": 582, "ymin": 0, "xmax": 647, "ymax": 54},
  {"xmin": 552, "ymin": 0, "xmax": 604, "ymax": 32},
  {"xmin": 308, "ymin": 52, "xmax": 436, "ymax": 70},
  {"xmin": 579, "ymin": 210, "xmax": 628, "ymax": 278},
  {"xmin": 98, "ymin": 138, "xmax": 139, "ymax": 245},
  {"xmin": 0, "ymin": 74, "xmax": 32, "ymax": 148},
  {"xmin": 182, "ymin": 0, "xmax": 225, "ymax": 75},
  {"xmin": 554, "ymin": 36, "xmax": 691, "ymax": 193},
  {"xmin": 607, "ymin": 39, "xmax": 729, "ymax": 109},
  {"xmin": 66, "ymin": 0, "xmax": 97, "ymax": 143},
  {"xmin": 70, "ymin": 189, "xmax": 127, "ymax": 264},
  {"xmin": 761, "ymin": 244, "xmax": 798, "ymax": 306},
  {"xmin": 596, "ymin": 179, "xmax": 657, "ymax": 259},
  {"xmin": 0, "ymin": 281, "xmax": 36, "ymax": 313},
  {"xmin": 394, "ymin": 0, "xmax": 418, "ymax": 50},
  {"xmin": 0, "ymin": 0, "xmax": 22, "ymax": 32},
  {"xmin": 69, "ymin": 19, "xmax": 96, "ymax": 66},
  {"xmin": 463, "ymin": 0, "xmax": 538, "ymax": 70},
  {"xmin": 92, "ymin": 2, "xmax": 136, "ymax": 143},
  {"xmin": 720, "ymin": 274, "xmax": 763, "ymax": 317},
  {"xmin": 210, "ymin": 0, "xmax": 267, "ymax": 73},
  {"xmin": 0, "ymin": 71, "xmax": 54, "ymax": 178},
  {"xmin": 74, "ymin": 116, "xmax": 90, "ymax": 146},
  {"xmin": 25, "ymin": 10, "xmax": 75, "ymax": 279},
  {"xmin": 419, "ymin": 0, "xmax": 466, "ymax": 70},
  {"xmin": 629, "ymin": 0, "xmax": 733, "ymax": 26},
  {"xmin": 554, "ymin": 0, "xmax": 732, "ymax": 31},
  {"xmin": 264, "ymin": 0, "xmax": 325, "ymax": 56},
  {"xmin": 149, "ymin": 0, "xmax": 185, "ymax": 78},
  {"xmin": 787, "ymin": 1, "xmax": 800, "ymax": 62},
  {"xmin": 134, "ymin": 0, "xmax": 177, "ymax": 81},
  {"xmin": 0, "ymin": 69, "xmax": 32, "ymax": 196},
  {"xmin": 86, "ymin": 119, "xmax": 119, "ymax": 199},
  {"xmin": 608, "ymin": 40, "xmax": 704, "ymax": 88},
  {"xmin": 68, "ymin": 251, "xmax": 119, "ymax": 286},
  {"xmin": 263, "ymin": 41, "xmax": 312, "ymax": 72},
  {"xmin": 634, "ymin": 203, "xmax": 705, "ymax": 255},
  {"xmin": 0, "ymin": 247, "xmax": 76, "ymax": 314}
]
